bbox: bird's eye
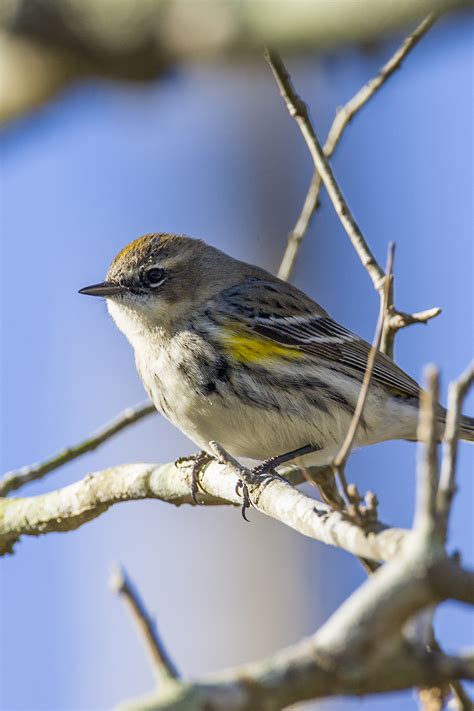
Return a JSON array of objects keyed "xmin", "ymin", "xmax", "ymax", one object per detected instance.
[{"xmin": 143, "ymin": 267, "xmax": 166, "ymax": 288}]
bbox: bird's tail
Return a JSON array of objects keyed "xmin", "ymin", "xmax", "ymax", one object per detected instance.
[{"xmin": 459, "ymin": 414, "xmax": 474, "ymax": 442}]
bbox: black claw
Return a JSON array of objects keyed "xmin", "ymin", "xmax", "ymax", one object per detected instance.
[
  {"xmin": 234, "ymin": 480, "xmax": 251, "ymax": 521},
  {"xmin": 191, "ymin": 478, "xmax": 199, "ymax": 505},
  {"xmin": 180, "ymin": 450, "xmax": 213, "ymax": 504},
  {"xmin": 240, "ymin": 483, "xmax": 251, "ymax": 521}
]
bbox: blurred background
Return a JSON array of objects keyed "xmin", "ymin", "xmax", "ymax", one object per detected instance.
[{"xmin": 1, "ymin": 2, "xmax": 473, "ymax": 710}]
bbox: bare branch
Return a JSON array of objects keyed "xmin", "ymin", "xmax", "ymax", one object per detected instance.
[
  {"xmin": 418, "ymin": 639, "xmax": 474, "ymax": 711},
  {"xmin": 415, "ymin": 366, "xmax": 440, "ymax": 535},
  {"xmin": 110, "ymin": 565, "xmax": 179, "ymax": 685},
  {"xmin": 278, "ymin": 171, "xmax": 322, "ymax": 281},
  {"xmin": 267, "ymin": 46, "xmax": 440, "ymax": 358},
  {"xmin": 0, "ymin": 459, "xmax": 407, "ymax": 562},
  {"xmin": 325, "ymin": 14, "xmax": 438, "ymax": 152},
  {"xmin": 120, "ymin": 650, "xmax": 473, "ymax": 710},
  {"xmin": 0, "ymin": 401, "xmax": 155, "ymax": 497},
  {"xmin": 449, "ymin": 679, "xmax": 474, "ymax": 711},
  {"xmin": 266, "ymin": 46, "xmax": 385, "ymax": 292},
  {"xmin": 437, "ymin": 363, "xmax": 474, "ymax": 540},
  {"xmin": 385, "ymin": 306, "xmax": 442, "ymax": 334},
  {"xmin": 382, "ymin": 304, "xmax": 442, "ymax": 358},
  {"xmin": 333, "ymin": 242, "xmax": 394, "ymax": 470},
  {"xmin": 119, "ymin": 535, "xmax": 474, "ymax": 710},
  {"xmin": 277, "ymin": 13, "xmax": 437, "ymax": 282}
]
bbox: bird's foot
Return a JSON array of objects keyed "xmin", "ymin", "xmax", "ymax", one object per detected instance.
[
  {"xmin": 236, "ymin": 461, "xmax": 291, "ymax": 521},
  {"xmin": 175, "ymin": 450, "xmax": 214, "ymax": 504},
  {"xmin": 209, "ymin": 441, "xmax": 285, "ymax": 521},
  {"xmin": 234, "ymin": 468, "xmax": 286, "ymax": 521}
]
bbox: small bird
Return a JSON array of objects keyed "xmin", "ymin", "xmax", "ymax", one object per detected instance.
[{"xmin": 80, "ymin": 233, "xmax": 473, "ymax": 496}]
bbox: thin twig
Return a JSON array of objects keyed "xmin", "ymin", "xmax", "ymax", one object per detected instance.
[
  {"xmin": 324, "ymin": 15, "xmax": 438, "ymax": 155},
  {"xmin": 267, "ymin": 46, "xmax": 440, "ymax": 359},
  {"xmin": 278, "ymin": 172, "xmax": 322, "ymax": 281},
  {"xmin": 277, "ymin": 13, "xmax": 437, "ymax": 282},
  {"xmin": 266, "ymin": 47, "xmax": 385, "ymax": 292},
  {"xmin": 437, "ymin": 363, "xmax": 474, "ymax": 541},
  {"xmin": 110, "ymin": 565, "xmax": 180, "ymax": 685},
  {"xmin": 449, "ymin": 679, "xmax": 474, "ymax": 711},
  {"xmin": 0, "ymin": 401, "xmax": 156, "ymax": 497},
  {"xmin": 333, "ymin": 243, "xmax": 395, "ymax": 471},
  {"xmin": 430, "ymin": 640, "xmax": 474, "ymax": 711}
]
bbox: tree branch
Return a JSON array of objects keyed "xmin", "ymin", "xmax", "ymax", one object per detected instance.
[
  {"xmin": 277, "ymin": 13, "xmax": 437, "ymax": 282},
  {"xmin": 0, "ymin": 459, "xmax": 408, "ymax": 562},
  {"xmin": 266, "ymin": 46, "xmax": 440, "ymax": 357},
  {"xmin": 0, "ymin": 401, "xmax": 155, "ymax": 497},
  {"xmin": 415, "ymin": 365, "xmax": 441, "ymax": 536},
  {"xmin": 110, "ymin": 565, "xmax": 180, "ymax": 685},
  {"xmin": 120, "ymin": 650, "xmax": 473, "ymax": 710},
  {"xmin": 265, "ymin": 46, "xmax": 386, "ymax": 292},
  {"xmin": 437, "ymin": 363, "xmax": 474, "ymax": 540},
  {"xmin": 333, "ymin": 242, "xmax": 394, "ymax": 471}
]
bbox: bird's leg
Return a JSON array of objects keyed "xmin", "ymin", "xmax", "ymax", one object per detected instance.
[
  {"xmin": 175, "ymin": 450, "xmax": 214, "ymax": 504},
  {"xmin": 251, "ymin": 443, "xmax": 321, "ymax": 477},
  {"xmin": 234, "ymin": 444, "xmax": 323, "ymax": 520}
]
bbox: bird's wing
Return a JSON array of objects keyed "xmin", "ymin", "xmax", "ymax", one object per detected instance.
[{"xmin": 210, "ymin": 277, "xmax": 420, "ymax": 400}]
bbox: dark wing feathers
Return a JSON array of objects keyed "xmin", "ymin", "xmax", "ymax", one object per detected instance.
[{"xmin": 218, "ymin": 278, "xmax": 420, "ymax": 400}]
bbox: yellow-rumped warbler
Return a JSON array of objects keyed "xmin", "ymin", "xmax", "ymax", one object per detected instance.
[{"xmin": 80, "ymin": 233, "xmax": 474, "ymax": 491}]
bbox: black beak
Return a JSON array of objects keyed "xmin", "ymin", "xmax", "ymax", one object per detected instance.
[{"xmin": 78, "ymin": 281, "xmax": 128, "ymax": 297}]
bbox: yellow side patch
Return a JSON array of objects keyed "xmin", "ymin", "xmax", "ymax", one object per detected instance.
[{"xmin": 221, "ymin": 330, "xmax": 302, "ymax": 364}]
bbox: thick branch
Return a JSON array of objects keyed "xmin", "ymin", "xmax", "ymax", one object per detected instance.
[
  {"xmin": 0, "ymin": 460, "xmax": 406, "ymax": 562},
  {"xmin": 121, "ymin": 649, "xmax": 473, "ymax": 710},
  {"xmin": 119, "ymin": 533, "xmax": 473, "ymax": 710},
  {"xmin": 278, "ymin": 13, "xmax": 437, "ymax": 282},
  {"xmin": 0, "ymin": 401, "xmax": 155, "ymax": 496}
]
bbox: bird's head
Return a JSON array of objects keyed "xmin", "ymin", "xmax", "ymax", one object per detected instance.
[{"xmin": 79, "ymin": 233, "xmax": 246, "ymax": 342}]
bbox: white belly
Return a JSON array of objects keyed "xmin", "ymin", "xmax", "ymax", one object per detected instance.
[{"xmin": 136, "ymin": 341, "xmax": 418, "ymax": 463}]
